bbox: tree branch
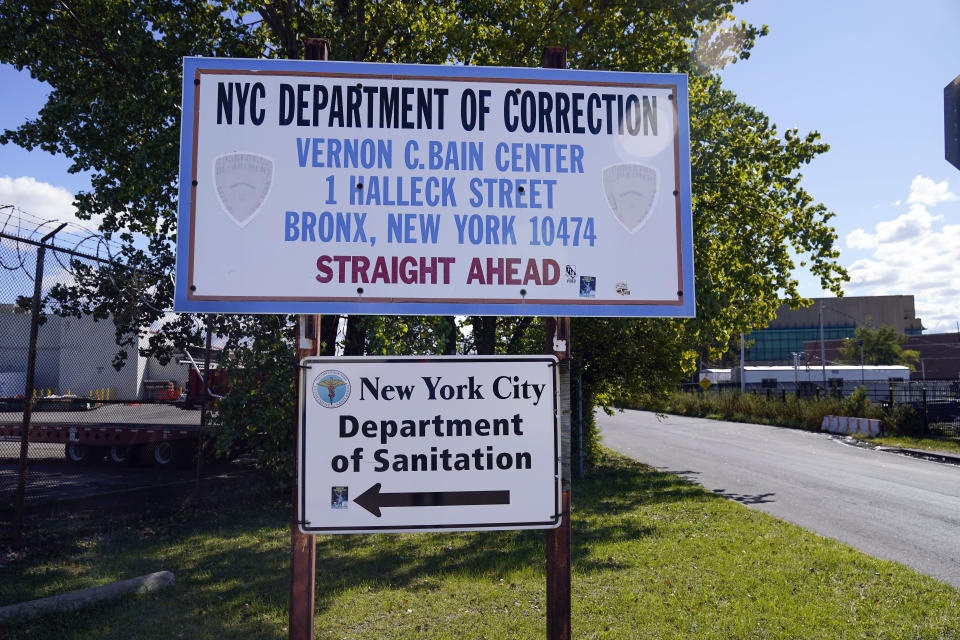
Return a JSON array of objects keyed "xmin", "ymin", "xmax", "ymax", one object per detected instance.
[
  {"xmin": 56, "ymin": 1, "xmax": 123, "ymax": 74},
  {"xmin": 505, "ymin": 317, "xmax": 534, "ymax": 354}
]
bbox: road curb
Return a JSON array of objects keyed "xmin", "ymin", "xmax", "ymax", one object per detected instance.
[
  {"xmin": 875, "ymin": 446, "xmax": 960, "ymax": 466},
  {"xmin": 837, "ymin": 436, "xmax": 960, "ymax": 466}
]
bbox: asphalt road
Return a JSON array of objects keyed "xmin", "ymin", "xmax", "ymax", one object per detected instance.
[{"xmin": 597, "ymin": 409, "xmax": 960, "ymax": 588}]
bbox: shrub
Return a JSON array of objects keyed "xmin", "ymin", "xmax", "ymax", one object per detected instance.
[
  {"xmin": 626, "ymin": 388, "xmax": 885, "ymax": 432},
  {"xmin": 883, "ymin": 404, "xmax": 927, "ymax": 437},
  {"xmin": 841, "ymin": 386, "xmax": 870, "ymax": 416},
  {"xmin": 212, "ymin": 328, "xmax": 297, "ymax": 488}
]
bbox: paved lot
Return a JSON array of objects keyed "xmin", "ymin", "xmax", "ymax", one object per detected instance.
[
  {"xmin": 0, "ymin": 442, "xmax": 64, "ymax": 461},
  {"xmin": 597, "ymin": 409, "xmax": 960, "ymax": 588},
  {"xmin": 0, "ymin": 403, "xmax": 201, "ymax": 426},
  {"xmin": 0, "ymin": 458, "xmax": 201, "ymax": 505},
  {"xmin": 0, "ymin": 404, "xmax": 207, "ymax": 508}
]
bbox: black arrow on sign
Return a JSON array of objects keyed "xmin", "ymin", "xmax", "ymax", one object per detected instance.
[{"xmin": 353, "ymin": 483, "xmax": 510, "ymax": 517}]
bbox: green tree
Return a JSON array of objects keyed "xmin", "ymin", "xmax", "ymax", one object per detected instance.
[
  {"xmin": 0, "ymin": 0, "xmax": 847, "ymax": 474},
  {"xmin": 0, "ymin": 2, "xmax": 771, "ymax": 351},
  {"xmin": 688, "ymin": 74, "xmax": 846, "ymax": 357},
  {"xmin": 839, "ymin": 326, "xmax": 920, "ymax": 370},
  {"xmin": 213, "ymin": 317, "xmax": 296, "ymax": 484}
]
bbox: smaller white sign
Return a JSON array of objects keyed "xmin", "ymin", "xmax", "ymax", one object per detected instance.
[{"xmin": 297, "ymin": 356, "xmax": 561, "ymax": 534}]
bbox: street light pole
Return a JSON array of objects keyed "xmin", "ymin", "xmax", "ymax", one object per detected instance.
[
  {"xmin": 740, "ymin": 331, "xmax": 746, "ymax": 393},
  {"xmin": 857, "ymin": 339, "xmax": 864, "ymax": 387},
  {"xmin": 792, "ymin": 351, "xmax": 800, "ymax": 394}
]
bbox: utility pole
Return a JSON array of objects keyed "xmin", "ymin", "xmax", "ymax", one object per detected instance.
[
  {"xmin": 739, "ymin": 331, "xmax": 746, "ymax": 393},
  {"xmin": 857, "ymin": 338, "xmax": 864, "ymax": 387},
  {"xmin": 792, "ymin": 351, "xmax": 800, "ymax": 393}
]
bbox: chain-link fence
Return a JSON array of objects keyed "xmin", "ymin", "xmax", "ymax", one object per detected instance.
[
  {"xmin": 0, "ymin": 208, "xmax": 226, "ymax": 545},
  {"xmin": 687, "ymin": 378, "xmax": 960, "ymax": 401}
]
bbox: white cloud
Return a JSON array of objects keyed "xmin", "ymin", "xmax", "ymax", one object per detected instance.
[
  {"xmin": 0, "ymin": 174, "xmax": 115, "ymax": 275},
  {"xmin": 0, "ymin": 175, "xmax": 103, "ymax": 237},
  {"xmin": 843, "ymin": 175, "xmax": 960, "ymax": 333},
  {"xmin": 906, "ymin": 175, "xmax": 957, "ymax": 207},
  {"xmin": 846, "ymin": 258, "xmax": 897, "ymax": 287},
  {"xmin": 845, "ymin": 204, "xmax": 941, "ymax": 249},
  {"xmin": 0, "ymin": 175, "xmax": 76, "ymax": 220},
  {"xmin": 845, "ymin": 228, "xmax": 874, "ymax": 250}
]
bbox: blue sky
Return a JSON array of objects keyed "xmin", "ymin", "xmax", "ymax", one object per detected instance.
[
  {"xmin": 2, "ymin": 1, "xmax": 960, "ymax": 330},
  {"xmin": 718, "ymin": 0, "xmax": 960, "ymax": 332}
]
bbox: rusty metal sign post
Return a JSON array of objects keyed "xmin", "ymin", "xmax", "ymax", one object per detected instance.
[
  {"xmin": 288, "ymin": 40, "xmax": 330, "ymax": 640},
  {"xmin": 540, "ymin": 45, "xmax": 573, "ymax": 640},
  {"xmin": 542, "ymin": 45, "xmax": 572, "ymax": 640},
  {"xmin": 290, "ymin": 313, "xmax": 321, "ymax": 639}
]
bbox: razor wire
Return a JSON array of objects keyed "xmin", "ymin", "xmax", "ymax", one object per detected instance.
[
  {"xmin": 0, "ymin": 204, "xmax": 171, "ymax": 316},
  {"xmin": 1, "ymin": 204, "xmax": 265, "ymax": 357}
]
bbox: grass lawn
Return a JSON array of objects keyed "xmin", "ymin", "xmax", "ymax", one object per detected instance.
[
  {"xmin": 854, "ymin": 434, "xmax": 960, "ymax": 456},
  {"xmin": 2, "ymin": 451, "xmax": 958, "ymax": 639}
]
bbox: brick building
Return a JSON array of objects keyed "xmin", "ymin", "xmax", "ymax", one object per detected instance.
[{"xmin": 742, "ymin": 295, "xmax": 923, "ymax": 364}]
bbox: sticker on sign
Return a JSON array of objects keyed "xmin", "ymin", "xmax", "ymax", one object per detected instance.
[{"xmin": 297, "ymin": 356, "xmax": 561, "ymax": 533}]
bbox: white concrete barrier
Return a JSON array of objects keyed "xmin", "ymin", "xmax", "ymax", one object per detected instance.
[{"xmin": 821, "ymin": 415, "xmax": 882, "ymax": 437}]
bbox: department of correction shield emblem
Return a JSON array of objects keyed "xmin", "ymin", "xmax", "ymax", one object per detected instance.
[
  {"xmin": 312, "ymin": 370, "xmax": 351, "ymax": 408},
  {"xmin": 213, "ymin": 152, "xmax": 274, "ymax": 227},
  {"xmin": 602, "ymin": 163, "xmax": 659, "ymax": 233}
]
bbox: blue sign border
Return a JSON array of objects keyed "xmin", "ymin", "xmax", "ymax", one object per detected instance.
[{"xmin": 175, "ymin": 57, "xmax": 694, "ymax": 317}]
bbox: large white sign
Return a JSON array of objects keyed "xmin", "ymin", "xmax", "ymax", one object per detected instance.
[
  {"xmin": 175, "ymin": 57, "xmax": 694, "ymax": 317},
  {"xmin": 297, "ymin": 356, "xmax": 560, "ymax": 533}
]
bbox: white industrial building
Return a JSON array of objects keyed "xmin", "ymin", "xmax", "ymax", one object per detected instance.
[
  {"xmin": 701, "ymin": 365, "xmax": 910, "ymax": 387},
  {"xmin": 0, "ymin": 306, "xmax": 199, "ymax": 401}
]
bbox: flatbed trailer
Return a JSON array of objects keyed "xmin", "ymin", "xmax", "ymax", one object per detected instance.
[
  {"xmin": 0, "ymin": 404, "xmax": 206, "ymax": 466},
  {"xmin": 0, "ymin": 423, "xmax": 200, "ymax": 466}
]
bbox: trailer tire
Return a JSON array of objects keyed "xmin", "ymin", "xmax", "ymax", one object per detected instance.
[
  {"xmin": 107, "ymin": 444, "xmax": 140, "ymax": 466},
  {"xmin": 65, "ymin": 443, "xmax": 104, "ymax": 465},
  {"xmin": 145, "ymin": 440, "xmax": 189, "ymax": 467}
]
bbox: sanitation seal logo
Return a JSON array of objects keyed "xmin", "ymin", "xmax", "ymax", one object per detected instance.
[{"xmin": 312, "ymin": 370, "xmax": 351, "ymax": 408}]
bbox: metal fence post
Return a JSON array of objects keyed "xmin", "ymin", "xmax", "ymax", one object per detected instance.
[
  {"xmin": 577, "ymin": 373, "xmax": 584, "ymax": 481},
  {"xmin": 13, "ymin": 222, "xmax": 66, "ymax": 549},
  {"xmin": 922, "ymin": 387, "xmax": 928, "ymax": 427}
]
